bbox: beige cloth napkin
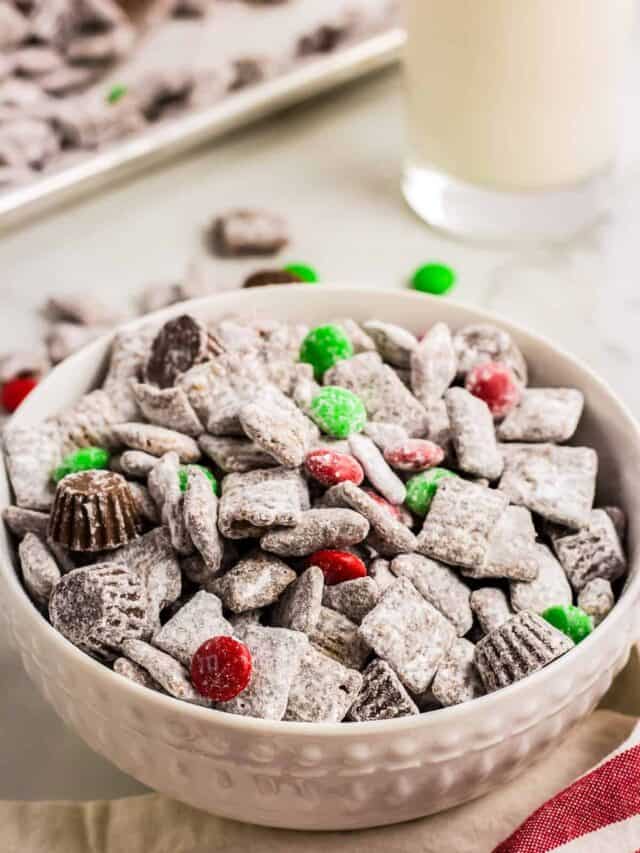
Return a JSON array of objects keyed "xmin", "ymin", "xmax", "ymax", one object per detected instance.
[{"xmin": 3, "ymin": 650, "xmax": 640, "ymax": 853}]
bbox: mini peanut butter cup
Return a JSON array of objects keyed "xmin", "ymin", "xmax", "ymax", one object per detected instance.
[{"xmin": 48, "ymin": 470, "xmax": 140, "ymax": 552}]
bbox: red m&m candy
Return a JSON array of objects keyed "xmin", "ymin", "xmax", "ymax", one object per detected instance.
[
  {"xmin": 307, "ymin": 550, "xmax": 367, "ymax": 585},
  {"xmin": 304, "ymin": 448, "xmax": 364, "ymax": 488},
  {"xmin": 1, "ymin": 376, "xmax": 38, "ymax": 413},
  {"xmin": 384, "ymin": 439, "xmax": 445, "ymax": 473},
  {"xmin": 465, "ymin": 361, "xmax": 521, "ymax": 419},
  {"xmin": 191, "ymin": 636, "xmax": 252, "ymax": 702},
  {"xmin": 362, "ymin": 488, "xmax": 402, "ymax": 520}
]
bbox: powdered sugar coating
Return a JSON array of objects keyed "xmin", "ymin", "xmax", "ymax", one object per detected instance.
[
  {"xmin": 577, "ymin": 578, "xmax": 615, "ymax": 627},
  {"xmin": 348, "ymin": 433, "xmax": 406, "ymax": 505},
  {"xmin": 285, "ymin": 646, "xmax": 362, "ymax": 723},
  {"xmin": 153, "ymin": 590, "xmax": 232, "ymax": 667},
  {"xmin": 410, "ymin": 322, "xmax": 457, "ymax": 405},
  {"xmin": 198, "ymin": 434, "xmax": 276, "ymax": 473},
  {"xmin": 218, "ymin": 467, "xmax": 308, "ymax": 539},
  {"xmin": 271, "ymin": 565, "xmax": 324, "ymax": 634},
  {"xmin": 113, "ymin": 657, "xmax": 165, "ymax": 693},
  {"xmin": 322, "ymin": 576, "xmax": 380, "ymax": 624},
  {"xmin": 18, "ymin": 532, "xmax": 61, "ymax": 607},
  {"xmin": 453, "ymin": 323, "xmax": 528, "ymax": 386},
  {"xmin": 131, "ymin": 383, "xmax": 204, "ymax": 437},
  {"xmin": 553, "ymin": 509, "xmax": 626, "ymax": 591},
  {"xmin": 497, "ymin": 388, "xmax": 584, "ymax": 443},
  {"xmin": 183, "ymin": 466, "xmax": 223, "ymax": 576},
  {"xmin": 212, "ymin": 551, "xmax": 296, "ymax": 613},
  {"xmin": 112, "ymin": 422, "xmax": 201, "ymax": 463},
  {"xmin": 470, "ymin": 588, "xmax": 513, "ymax": 635},
  {"xmin": 463, "ymin": 506, "xmax": 540, "ymax": 582},
  {"xmin": 510, "ymin": 544, "xmax": 572, "ymax": 614},
  {"xmin": 121, "ymin": 639, "xmax": 211, "ymax": 706},
  {"xmin": 362, "ymin": 320, "xmax": 417, "ymax": 368},
  {"xmin": 431, "ymin": 638, "xmax": 485, "ymax": 706},
  {"xmin": 3, "ymin": 506, "xmax": 49, "ymax": 539},
  {"xmin": 348, "ymin": 659, "xmax": 419, "ymax": 721},
  {"xmin": 260, "ymin": 508, "xmax": 369, "ymax": 557},
  {"xmin": 310, "ymin": 606, "xmax": 371, "ymax": 669},
  {"xmin": 445, "ymin": 387, "xmax": 503, "ymax": 481}
]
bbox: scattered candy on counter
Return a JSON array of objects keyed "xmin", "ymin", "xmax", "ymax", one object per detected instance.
[
  {"xmin": 283, "ymin": 262, "xmax": 319, "ymax": 283},
  {"xmin": 411, "ymin": 263, "xmax": 456, "ymax": 296}
]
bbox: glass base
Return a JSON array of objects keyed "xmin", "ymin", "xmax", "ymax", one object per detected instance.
[{"xmin": 403, "ymin": 163, "xmax": 611, "ymax": 244}]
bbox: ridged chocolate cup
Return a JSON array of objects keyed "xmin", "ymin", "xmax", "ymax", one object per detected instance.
[{"xmin": 48, "ymin": 470, "xmax": 141, "ymax": 552}]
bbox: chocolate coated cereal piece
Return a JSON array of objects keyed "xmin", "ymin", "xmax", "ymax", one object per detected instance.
[
  {"xmin": 119, "ymin": 449, "xmax": 157, "ymax": 478},
  {"xmin": 271, "ymin": 565, "xmax": 324, "ymax": 634},
  {"xmin": 101, "ymin": 326, "xmax": 154, "ymax": 421},
  {"xmin": 445, "ymin": 387, "xmax": 503, "ymax": 481},
  {"xmin": 416, "ymin": 477, "xmax": 509, "ymax": 571},
  {"xmin": 112, "ymin": 422, "xmax": 201, "ymax": 463},
  {"xmin": 499, "ymin": 444, "xmax": 598, "ymax": 529},
  {"xmin": 410, "ymin": 322, "xmax": 457, "ymax": 405},
  {"xmin": 210, "ymin": 209, "xmax": 289, "ymax": 257},
  {"xmin": 183, "ymin": 466, "xmax": 223, "ymax": 575},
  {"xmin": 131, "ymin": 383, "xmax": 204, "ymax": 437},
  {"xmin": 113, "ymin": 657, "xmax": 164, "ymax": 692},
  {"xmin": 359, "ymin": 577, "xmax": 456, "ymax": 693},
  {"xmin": 474, "ymin": 610, "xmax": 573, "ymax": 692},
  {"xmin": 310, "ymin": 606, "xmax": 370, "ymax": 669},
  {"xmin": 431, "ymin": 638, "xmax": 485, "ymax": 706},
  {"xmin": 0, "ymin": 4, "xmax": 29, "ymax": 49},
  {"xmin": 423, "ymin": 397, "xmax": 452, "ymax": 450},
  {"xmin": 577, "ymin": 578, "xmax": 614, "ymax": 627},
  {"xmin": 603, "ymin": 505, "xmax": 627, "ymax": 540},
  {"xmin": 218, "ymin": 467, "xmax": 308, "ymax": 539},
  {"xmin": 127, "ymin": 481, "xmax": 160, "ymax": 525},
  {"xmin": 368, "ymin": 557, "xmax": 396, "ymax": 592},
  {"xmin": 348, "ymin": 433, "xmax": 406, "ymax": 505},
  {"xmin": 470, "ymin": 588, "xmax": 513, "ymax": 635},
  {"xmin": 553, "ymin": 509, "xmax": 626, "ymax": 591},
  {"xmin": 285, "ymin": 646, "xmax": 362, "ymax": 723},
  {"xmin": 261, "ymin": 508, "xmax": 369, "ymax": 557},
  {"xmin": 463, "ymin": 506, "xmax": 540, "ymax": 582},
  {"xmin": 497, "ymin": 389, "xmax": 584, "ymax": 443},
  {"xmin": 391, "ymin": 553, "xmax": 473, "ymax": 637},
  {"xmin": 239, "ymin": 391, "xmax": 312, "ymax": 468},
  {"xmin": 19, "ymin": 532, "xmax": 61, "ymax": 607},
  {"xmin": 153, "ymin": 590, "xmax": 232, "ymax": 668},
  {"xmin": 332, "ymin": 318, "xmax": 376, "ymax": 354},
  {"xmin": 4, "ymin": 421, "xmax": 62, "ymax": 509},
  {"xmin": 347, "ymin": 659, "xmax": 419, "ymax": 721},
  {"xmin": 50, "ymin": 564, "xmax": 150, "ymax": 659},
  {"xmin": 148, "ymin": 452, "xmax": 192, "ymax": 555},
  {"xmin": 322, "ymin": 576, "xmax": 380, "ymax": 624},
  {"xmin": 325, "ymin": 352, "xmax": 429, "ymax": 437},
  {"xmin": 121, "ymin": 639, "xmax": 211, "ymax": 706},
  {"xmin": 199, "ymin": 434, "xmax": 276, "ymax": 473},
  {"xmin": 56, "ymin": 390, "xmax": 122, "ymax": 454},
  {"xmin": 217, "ymin": 623, "xmax": 308, "ymax": 721},
  {"xmin": 363, "ymin": 421, "xmax": 409, "ymax": 451},
  {"xmin": 453, "ymin": 324, "xmax": 527, "ymax": 386},
  {"xmin": 510, "ymin": 544, "xmax": 572, "ymax": 614},
  {"xmin": 362, "ymin": 320, "xmax": 417, "ymax": 368},
  {"xmin": 145, "ymin": 315, "xmax": 209, "ymax": 390},
  {"xmin": 212, "ymin": 551, "xmax": 296, "ymax": 613},
  {"xmin": 2, "ymin": 506, "xmax": 49, "ymax": 539}
]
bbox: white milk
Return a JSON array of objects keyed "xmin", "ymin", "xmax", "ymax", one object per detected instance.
[{"xmin": 405, "ymin": 0, "xmax": 634, "ymax": 192}]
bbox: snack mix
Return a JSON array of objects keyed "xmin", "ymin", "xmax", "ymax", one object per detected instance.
[{"xmin": 2, "ymin": 311, "xmax": 628, "ymax": 722}]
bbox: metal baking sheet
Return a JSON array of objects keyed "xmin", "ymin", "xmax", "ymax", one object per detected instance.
[{"xmin": 0, "ymin": 27, "xmax": 404, "ymax": 231}]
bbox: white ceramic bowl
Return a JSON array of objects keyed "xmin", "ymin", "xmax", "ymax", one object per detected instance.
[{"xmin": 2, "ymin": 286, "xmax": 640, "ymax": 831}]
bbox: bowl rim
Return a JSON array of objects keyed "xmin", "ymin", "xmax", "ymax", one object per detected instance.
[{"xmin": 2, "ymin": 284, "xmax": 640, "ymax": 737}]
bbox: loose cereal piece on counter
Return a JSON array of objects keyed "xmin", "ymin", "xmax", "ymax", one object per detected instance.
[
  {"xmin": 453, "ymin": 323, "xmax": 528, "ymax": 387},
  {"xmin": 239, "ymin": 392, "xmax": 312, "ymax": 468},
  {"xmin": 416, "ymin": 477, "xmax": 509, "ymax": 571},
  {"xmin": 309, "ymin": 549, "xmax": 367, "ymax": 586},
  {"xmin": 410, "ymin": 321, "xmax": 457, "ymax": 404},
  {"xmin": 212, "ymin": 551, "xmax": 296, "ymax": 613},
  {"xmin": 499, "ymin": 444, "xmax": 597, "ymax": 529},
  {"xmin": 119, "ymin": 449, "xmax": 158, "ymax": 478},
  {"xmin": 183, "ymin": 466, "xmax": 223, "ymax": 575},
  {"xmin": 49, "ymin": 323, "xmax": 107, "ymax": 368},
  {"xmin": 310, "ymin": 606, "xmax": 370, "ymax": 669},
  {"xmin": 127, "ymin": 481, "xmax": 160, "ymax": 525},
  {"xmin": 304, "ymin": 448, "xmax": 364, "ymax": 488},
  {"xmin": 147, "ymin": 452, "xmax": 192, "ymax": 555},
  {"xmin": 577, "ymin": 578, "xmax": 615, "ymax": 627},
  {"xmin": 111, "ymin": 422, "xmax": 201, "ymax": 463},
  {"xmin": 199, "ymin": 434, "xmax": 276, "ymax": 473},
  {"xmin": 464, "ymin": 362, "xmax": 522, "ymax": 420},
  {"xmin": 384, "ymin": 438, "xmax": 444, "ymax": 473},
  {"xmin": 210, "ymin": 209, "xmax": 289, "ymax": 257},
  {"xmin": 431, "ymin": 638, "xmax": 485, "ymax": 706},
  {"xmin": 348, "ymin": 433, "xmax": 406, "ymax": 505},
  {"xmin": 153, "ymin": 590, "xmax": 232, "ymax": 668},
  {"xmin": 144, "ymin": 315, "xmax": 210, "ymax": 390},
  {"xmin": 542, "ymin": 604, "xmax": 593, "ymax": 644},
  {"xmin": 445, "ymin": 387, "xmax": 503, "ymax": 481},
  {"xmin": 50, "ymin": 564, "xmax": 150, "ymax": 659},
  {"xmin": 463, "ymin": 506, "xmax": 540, "ymax": 582},
  {"xmin": 2, "ymin": 506, "xmax": 49, "ymax": 539},
  {"xmin": 242, "ymin": 269, "xmax": 302, "ymax": 289},
  {"xmin": 55, "ymin": 95, "xmax": 145, "ymax": 150},
  {"xmin": 332, "ymin": 318, "xmax": 376, "ymax": 354},
  {"xmin": 218, "ymin": 467, "xmax": 308, "ymax": 539},
  {"xmin": 309, "ymin": 386, "xmax": 367, "ymax": 439},
  {"xmin": 405, "ymin": 467, "xmax": 456, "ymax": 516},
  {"xmin": 603, "ymin": 506, "xmax": 627, "ymax": 541},
  {"xmin": 347, "ymin": 659, "xmax": 419, "ymax": 721},
  {"xmin": 4, "ymin": 421, "xmax": 62, "ymax": 509},
  {"xmin": 299, "ymin": 324, "xmax": 353, "ymax": 380},
  {"xmin": 359, "ymin": 577, "xmax": 456, "ymax": 693},
  {"xmin": 474, "ymin": 610, "xmax": 573, "ymax": 692},
  {"xmin": 469, "ymin": 588, "xmax": 513, "ymax": 635},
  {"xmin": 48, "ymin": 470, "xmax": 140, "ymax": 552},
  {"xmin": 217, "ymin": 624, "xmax": 308, "ymax": 721},
  {"xmin": 322, "ymin": 576, "xmax": 380, "ymax": 624},
  {"xmin": 271, "ymin": 565, "xmax": 324, "ymax": 634},
  {"xmin": 42, "ymin": 294, "xmax": 123, "ymax": 328},
  {"xmin": 261, "ymin": 508, "xmax": 369, "ymax": 557},
  {"xmin": 322, "ymin": 481, "xmax": 417, "ymax": 557},
  {"xmin": 510, "ymin": 544, "xmax": 572, "ymax": 614},
  {"xmin": 285, "ymin": 645, "xmax": 362, "ymax": 723},
  {"xmin": 497, "ymin": 388, "xmax": 584, "ymax": 443},
  {"xmin": 553, "ymin": 509, "xmax": 627, "ymax": 591},
  {"xmin": 325, "ymin": 352, "xmax": 429, "ymax": 437},
  {"xmin": 191, "ymin": 635, "xmax": 253, "ymax": 702},
  {"xmin": 0, "ymin": 4, "xmax": 30, "ymax": 48},
  {"xmin": 368, "ymin": 557, "xmax": 396, "ymax": 592},
  {"xmin": 391, "ymin": 553, "xmax": 473, "ymax": 637},
  {"xmin": 122, "ymin": 639, "xmax": 211, "ymax": 706},
  {"xmin": 363, "ymin": 421, "xmax": 409, "ymax": 451},
  {"xmin": 18, "ymin": 532, "xmax": 61, "ymax": 608},
  {"xmin": 113, "ymin": 657, "xmax": 164, "ymax": 693},
  {"xmin": 131, "ymin": 383, "xmax": 204, "ymax": 437},
  {"xmin": 362, "ymin": 320, "xmax": 417, "ymax": 368}
]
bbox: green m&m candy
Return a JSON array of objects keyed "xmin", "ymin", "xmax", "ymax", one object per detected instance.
[
  {"xmin": 542, "ymin": 605, "xmax": 593, "ymax": 645},
  {"xmin": 300, "ymin": 324, "xmax": 353, "ymax": 380},
  {"xmin": 405, "ymin": 467, "xmax": 456, "ymax": 516},
  {"xmin": 411, "ymin": 263, "xmax": 456, "ymax": 296},
  {"xmin": 178, "ymin": 465, "xmax": 218, "ymax": 495},
  {"xmin": 284, "ymin": 262, "xmax": 318, "ymax": 283},
  {"xmin": 53, "ymin": 446, "xmax": 110, "ymax": 483},
  {"xmin": 309, "ymin": 386, "xmax": 366, "ymax": 438}
]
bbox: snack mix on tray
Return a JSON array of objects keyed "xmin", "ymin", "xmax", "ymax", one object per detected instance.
[{"xmin": 2, "ymin": 311, "xmax": 629, "ymax": 722}]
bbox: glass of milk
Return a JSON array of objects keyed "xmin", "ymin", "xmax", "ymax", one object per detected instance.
[{"xmin": 403, "ymin": 0, "xmax": 634, "ymax": 242}]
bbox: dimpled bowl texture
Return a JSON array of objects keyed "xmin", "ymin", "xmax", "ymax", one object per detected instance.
[{"xmin": 1, "ymin": 287, "xmax": 639, "ymax": 831}]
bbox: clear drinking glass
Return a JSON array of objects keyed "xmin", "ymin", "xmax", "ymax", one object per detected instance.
[{"xmin": 403, "ymin": 0, "xmax": 634, "ymax": 242}]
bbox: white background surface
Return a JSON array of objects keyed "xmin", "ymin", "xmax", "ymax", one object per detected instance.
[{"xmin": 2, "ymin": 30, "xmax": 640, "ymax": 800}]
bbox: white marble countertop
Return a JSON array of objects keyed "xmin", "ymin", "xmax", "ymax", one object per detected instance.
[{"xmin": 2, "ymin": 40, "xmax": 640, "ymax": 801}]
